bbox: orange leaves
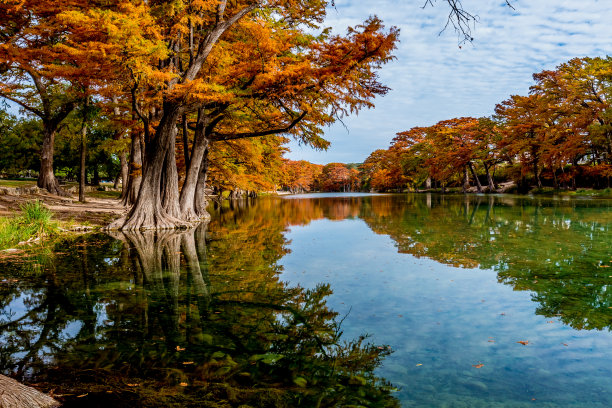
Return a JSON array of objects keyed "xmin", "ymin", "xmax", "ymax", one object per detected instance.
[
  {"xmin": 516, "ymin": 340, "xmax": 529, "ymax": 346},
  {"xmin": 472, "ymin": 363, "xmax": 484, "ymax": 369}
]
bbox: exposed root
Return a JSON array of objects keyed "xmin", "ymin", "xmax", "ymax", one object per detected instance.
[
  {"xmin": 0, "ymin": 374, "xmax": 60, "ymax": 408},
  {"xmin": 105, "ymin": 206, "xmax": 191, "ymax": 231}
]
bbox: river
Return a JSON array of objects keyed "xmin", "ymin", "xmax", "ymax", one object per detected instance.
[{"xmin": 1, "ymin": 193, "xmax": 612, "ymax": 407}]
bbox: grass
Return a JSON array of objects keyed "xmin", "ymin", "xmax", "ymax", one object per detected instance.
[
  {"xmin": 0, "ymin": 178, "xmax": 37, "ymax": 188},
  {"xmin": 0, "ymin": 200, "xmax": 59, "ymax": 250},
  {"xmin": 88, "ymin": 190, "xmax": 121, "ymax": 199},
  {"xmin": 529, "ymin": 187, "xmax": 612, "ymax": 198}
]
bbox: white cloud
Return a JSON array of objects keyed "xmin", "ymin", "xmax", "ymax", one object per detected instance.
[{"xmin": 285, "ymin": 0, "xmax": 612, "ymax": 164}]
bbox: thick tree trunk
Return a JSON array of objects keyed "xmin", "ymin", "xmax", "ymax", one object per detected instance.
[
  {"xmin": 109, "ymin": 103, "xmax": 185, "ymax": 230},
  {"xmin": 37, "ymin": 125, "xmax": 68, "ymax": 196},
  {"xmin": 182, "ymin": 114, "xmax": 190, "ymax": 169},
  {"xmin": 462, "ymin": 166, "xmax": 470, "ymax": 193},
  {"xmin": 122, "ymin": 131, "xmax": 143, "ymax": 206},
  {"xmin": 0, "ymin": 375, "xmax": 59, "ymax": 408},
  {"xmin": 161, "ymin": 127, "xmax": 181, "ymax": 219},
  {"xmin": 468, "ymin": 162, "xmax": 482, "ymax": 193},
  {"xmin": 179, "ymin": 113, "xmax": 210, "ymax": 221},
  {"xmin": 119, "ymin": 151, "xmax": 128, "ymax": 196},
  {"xmin": 79, "ymin": 121, "xmax": 87, "ymax": 202},
  {"xmin": 425, "ymin": 177, "xmax": 432, "ymax": 190},
  {"xmin": 194, "ymin": 146, "xmax": 211, "ymax": 220}
]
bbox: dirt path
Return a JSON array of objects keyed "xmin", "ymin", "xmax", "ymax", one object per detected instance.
[{"xmin": 0, "ymin": 192, "xmax": 125, "ymax": 227}]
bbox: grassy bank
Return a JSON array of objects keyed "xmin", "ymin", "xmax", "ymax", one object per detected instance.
[{"xmin": 0, "ymin": 201, "xmax": 60, "ymax": 251}]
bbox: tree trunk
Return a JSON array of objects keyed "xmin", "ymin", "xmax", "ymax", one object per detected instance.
[
  {"xmin": 92, "ymin": 165, "xmax": 100, "ymax": 186},
  {"xmin": 161, "ymin": 126, "xmax": 181, "ymax": 220},
  {"xmin": 468, "ymin": 162, "xmax": 482, "ymax": 193},
  {"xmin": 462, "ymin": 166, "xmax": 469, "ymax": 193},
  {"xmin": 533, "ymin": 159, "xmax": 542, "ymax": 189},
  {"xmin": 109, "ymin": 103, "xmax": 185, "ymax": 230},
  {"xmin": 483, "ymin": 162, "xmax": 495, "ymax": 192},
  {"xmin": 118, "ymin": 151, "xmax": 128, "ymax": 196},
  {"xmin": 122, "ymin": 130, "xmax": 143, "ymax": 206},
  {"xmin": 425, "ymin": 177, "xmax": 432, "ymax": 190},
  {"xmin": 179, "ymin": 111, "xmax": 210, "ymax": 221},
  {"xmin": 0, "ymin": 375, "xmax": 59, "ymax": 408},
  {"xmin": 182, "ymin": 114, "xmax": 190, "ymax": 169},
  {"xmin": 37, "ymin": 125, "xmax": 68, "ymax": 196},
  {"xmin": 194, "ymin": 146, "xmax": 211, "ymax": 220},
  {"xmin": 79, "ymin": 121, "xmax": 87, "ymax": 202}
]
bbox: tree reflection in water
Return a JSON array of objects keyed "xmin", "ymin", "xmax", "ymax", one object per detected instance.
[{"xmin": 0, "ymin": 222, "xmax": 398, "ymax": 407}]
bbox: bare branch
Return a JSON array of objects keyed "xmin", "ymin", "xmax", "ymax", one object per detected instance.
[{"xmin": 211, "ymin": 111, "xmax": 308, "ymax": 141}]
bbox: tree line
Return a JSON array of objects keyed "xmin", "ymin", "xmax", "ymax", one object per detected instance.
[
  {"xmin": 361, "ymin": 56, "xmax": 612, "ymax": 193},
  {"xmin": 0, "ymin": 0, "xmax": 402, "ymax": 229},
  {"xmin": 1, "ymin": 0, "xmax": 519, "ymax": 229}
]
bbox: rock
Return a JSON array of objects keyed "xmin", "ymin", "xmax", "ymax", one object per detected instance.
[{"xmin": 0, "ymin": 374, "xmax": 60, "ymax": 408}]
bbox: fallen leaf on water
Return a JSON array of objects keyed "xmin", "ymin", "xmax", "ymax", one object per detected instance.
[
  {"xmin": 126, "ymin": 384, "xmax": 140, "ymax": 387},
  {"xmin": 472, "ymin": 363, "xmax": 484, "ymax": 368},
  {"xmin": 182, "ymin": 361, "xmax": 194, "ymax": 365},
  {"xmin": 179, "ymin": 382, "xmax": 188, "ymax": 387},
  {"xmin": 416, "ymin": 363, "xmax": 423, "ymax": 366},
  {"xmin": 488, "ymin": 340, "xmax": 495, "ymax": 343},
  {"xmin": 599, "ymin": 265, "xmax": 609, "ymax": 268},
  {"xmin": 77, "ymin": 394, "xmax": 88, "ymax": 398},
  {"xmin": 517, "ymin": 341, "xmax": 529, "ymax": 346},
  {"xmin": 176, "ymin": 346, "xmax": 185, "ymax": 351},
  {"xmin": 562, "ymin": 343, "xmax": 568, "ymax": 346},
  {"xmin": 546, "ymin": 321, "xmax": 554, "ymax": 323}
]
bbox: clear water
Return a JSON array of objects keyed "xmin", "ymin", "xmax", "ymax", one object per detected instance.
[{"xmin": 2, "ymin": 193, "xmax": 612, "ymax": 407}]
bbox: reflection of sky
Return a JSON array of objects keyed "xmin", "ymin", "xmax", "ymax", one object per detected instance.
[{"xmin": 279, "ymin": 218, "xmax": 612, "ymax": 407}]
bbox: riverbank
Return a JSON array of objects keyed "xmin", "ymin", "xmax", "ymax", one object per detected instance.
[{"xmin": 0, "ymin": 191, "xmax": 126, "ymax": 252}]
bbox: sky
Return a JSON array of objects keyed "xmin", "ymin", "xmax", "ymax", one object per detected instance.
[{"xmin": 284, "ymin": 0, "xmax": 612, "ymax": 165}]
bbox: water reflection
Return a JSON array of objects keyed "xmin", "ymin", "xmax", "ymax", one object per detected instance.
[
  {"xmin": 212, "ymin": 194, "xmax": 612, "ymax": 331},
  {"xmin": 3, "ymin": 193, "xmax": 612, "ymax": 407},
  {"xmin": 0, "ymin": 223, "xmax": 398, "ymax": 407}
]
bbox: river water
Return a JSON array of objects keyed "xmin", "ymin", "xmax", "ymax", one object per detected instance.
[{"xmin": 1, "ymin": 193, "xmax": 612, "ymax": 407}]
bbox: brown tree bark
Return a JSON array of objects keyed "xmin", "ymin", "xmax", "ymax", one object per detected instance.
[
  {"xmin": 117, "ymin": 151, "xmax": 128, "ymax": 193},
  {"xmin": 122, "ymin": 130, "xmax": 143, "ymax": 206},
  {"xmin": 180, "ymin": 110, "xmax": 211, "ymax": 221},
  {"xmin": 483, "ymin": 162, "xmax": 496, "ymax": 191},
  {"xmin": 462, "ymin": 166, "xmax": 470, "ymax": 193},
  {"xmin": 79, "ymin": 120, "xmax": 87, "ymax": 202},
  {"xmin": 194, "ymin": 146, "xmax": 211, "ymax": 220},
  {"xmin": 0, "ymin": 375, "xmax": 59, "ymax": 408},
  {"xmin": 161, "ymin": 126, "xmax": 181, "ymax": 220},
  {"xmin": 468, "ymin": 162, "xmax": 482, "ymax": 193},
  {"xmin": 109, "ymin": 103, "xmax": 185, "ymax": 230},
  {"xmin": 37, "ymin": 125, "xmax": 69, "ymax": 196}
]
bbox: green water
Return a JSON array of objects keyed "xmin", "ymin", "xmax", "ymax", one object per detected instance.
[{"xmin": 2, "ymin": 193, "xmax": 612, "ymax": 407}]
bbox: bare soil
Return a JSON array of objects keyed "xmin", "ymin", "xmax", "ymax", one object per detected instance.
[{"xmin": 0, "ymin": 192, "xmax": 125, "ymax": 227}]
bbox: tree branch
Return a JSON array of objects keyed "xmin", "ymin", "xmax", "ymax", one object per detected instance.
[
  {"xmin": 0, "ymin": 92, "xmax": 43, "ymax": 118},
  {"xmin": 211, "ymin": 110, "xmax": 307, "ymax": 141}
]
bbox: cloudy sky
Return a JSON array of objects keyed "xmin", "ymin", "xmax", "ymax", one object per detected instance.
[{"xmin": 284, "ymin": 0, "xmax": 612, "ymax": 164}]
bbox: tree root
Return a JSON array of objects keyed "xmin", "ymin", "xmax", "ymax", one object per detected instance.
[{"xmin": 0, "ymin": 375, "xmax": 60, "ymax": 408}]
